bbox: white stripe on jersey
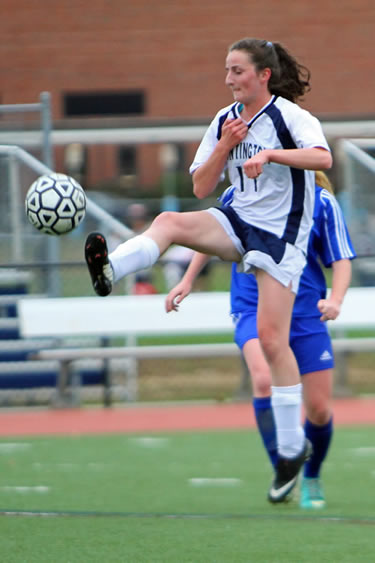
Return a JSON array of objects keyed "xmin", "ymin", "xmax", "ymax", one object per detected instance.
[{"xmin": 320, "ymin": 190, "xmax": 355, "ymax": 261}]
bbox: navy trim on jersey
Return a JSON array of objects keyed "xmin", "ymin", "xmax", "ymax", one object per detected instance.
[
  {"xmin": 265, "ymin": 104, "xmax": 306, "ymax": 245},
  {"xmin": 217, "ymin": 103, "xmax": 238, "ymax": 140},
  {"xmin": 216, "ymin": 205, "xmax": 286, "ymax": 263},
  {"xmin": 217, "ymin": 98, "xmax": 278, "ymax": 140},
  {"xmin": 247, "ymin": 95, "xmax": 277, "ymax": 128}
]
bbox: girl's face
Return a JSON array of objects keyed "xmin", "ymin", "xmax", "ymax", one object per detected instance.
[{"xmin": 225, "ymin": 49, "xmax": 270, "ymax": 106}]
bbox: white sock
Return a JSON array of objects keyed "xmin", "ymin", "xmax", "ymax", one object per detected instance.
[
  {"xmin": 109, "ymin": 235, "xmax": 160, "ymax": 283},
  {"xmin": 271, "ymin": 383, "xmax": 305, "ymax": 458}
]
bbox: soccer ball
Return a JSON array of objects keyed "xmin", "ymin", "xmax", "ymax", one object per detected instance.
[{"xmin": 25, "ymin": 173, "xmax": 86, "ymax": 235}]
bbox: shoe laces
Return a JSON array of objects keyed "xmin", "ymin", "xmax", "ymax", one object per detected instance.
[{"xmin": 103, "ymin": 262, "xmax": 114, "ymax": 283}]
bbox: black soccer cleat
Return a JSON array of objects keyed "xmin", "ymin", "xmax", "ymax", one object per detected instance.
[
  {"xmin": 85, "ymin": 232, "xmax": 113, "ymax": 297},
  {"xmin": 268, "ymin": 439, "xmax": 312, "ymax": 504}
]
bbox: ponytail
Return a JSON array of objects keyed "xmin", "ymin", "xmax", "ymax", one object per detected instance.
[
  {"xmin": 315, "ymin": 171, "xmax": 334, "ymax": 194},
  {"xmin": 229, "ymin": 38, "xmax": 311, "ymax": 102}
]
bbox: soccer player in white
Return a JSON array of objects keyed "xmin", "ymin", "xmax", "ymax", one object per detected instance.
[{"xmin": 85, "ymin": 38, "xmax": 332, "ymax": 502}]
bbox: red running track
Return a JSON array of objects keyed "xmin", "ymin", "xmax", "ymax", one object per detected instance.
[{"xmin": 0, "ymin": 397, "xmax": 374, "ymax": 437}]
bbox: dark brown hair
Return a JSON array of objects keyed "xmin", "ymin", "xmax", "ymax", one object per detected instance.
[{"xmin": 229, "ymin": 38, "xmax": 311, "ymax": 102}]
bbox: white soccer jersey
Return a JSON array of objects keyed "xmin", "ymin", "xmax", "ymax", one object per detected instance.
[{"xmin": 190, "ymin": 95, "xmax": 331, "ymax": 255}]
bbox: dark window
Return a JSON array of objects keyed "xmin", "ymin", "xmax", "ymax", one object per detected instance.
[
  {"xmin": 118, "ymin": 146, "xmax": 137, "ymax": 177},
  {"xmin": 64, "ymin": 91, "xmax": 145, "ymax": 117},
  {"xmin": 175, "ymin": 144, "xmax": 186, "ymax": 172}
]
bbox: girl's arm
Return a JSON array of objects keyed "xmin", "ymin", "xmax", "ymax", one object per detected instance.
[
  {"xmin": 193, "ymin": 117, "xmax": 248, "ymax": 199},
  {"xmin": 165, "ymin": 252, "xmax": 211, "ymax": 312},
  {"xmin": 243, "ymin": 147, "xmax": 332, "ymax": 179}
]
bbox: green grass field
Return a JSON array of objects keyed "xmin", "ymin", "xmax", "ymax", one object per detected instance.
[{"xmin": 1, "ymin": 427, "xmax": 374, "ymax": 562}]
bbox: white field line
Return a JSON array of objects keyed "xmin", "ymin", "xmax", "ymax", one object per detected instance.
[
  {"xmin": 189, "ymin": 478, "xmax": 242, "ymax": 487},
  {"xmin": 32, "ymin": 462, "xmax": 115, "ymax": 471},
  {"xmin": 130, "ymin": 437, "xmax": 169, "ymax": 447},
  {"xmin": 352, "ymin": 447, "xmax": 375, "ymax": 455},
  {"xmin": 0, "ymin": 510, "xmax": 375, "ymax": 526},
  {"xmin": 0, "ymin": 486, "xmax": 50, "ymax": 493},
  {"xmin": 0, "ymin": 443, "xmax": 32, "ymax": 453}
]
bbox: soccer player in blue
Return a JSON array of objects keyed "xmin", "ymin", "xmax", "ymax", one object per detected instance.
[
  {"xmin": 85, "ymin": 38, "xmax": 332, "ymax": 502},
  {"xmin": 165, "ymin": 171, "xmax": 356, "ymax": 507}
]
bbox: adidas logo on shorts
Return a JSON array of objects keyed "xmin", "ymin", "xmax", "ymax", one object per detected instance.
[{"xmin": 320, "ymin": 350, "xmax": 332, "ymax": 361}]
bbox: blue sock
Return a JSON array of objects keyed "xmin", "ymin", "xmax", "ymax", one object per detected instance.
[
  {"xmin": 253, "ymin": 397, "xmax": 278, "ymax": 468},
  {"xmin": 303, "ymin": 417, "xmax": 333, "ymax": 478}
]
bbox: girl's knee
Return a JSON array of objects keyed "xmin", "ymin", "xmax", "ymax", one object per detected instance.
[
  {"xmin": 257, "ymin": 328, "xmax": 284, "ymax": 362},
  {"xmin": 152, "ymin": 211, "xmax": 179, "ymax": 229},
  {"xmin": 149, "ymin": 212, "xmax": 182, "ymax": 242},
  {"xmin": 253, "ymin": 373, "xmax": 272, "ymax": 396},
  {"xmin": 306, "ymin": 403, "xmax": 331, "ymax": 425}
]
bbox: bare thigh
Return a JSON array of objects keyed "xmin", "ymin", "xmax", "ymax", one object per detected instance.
[
  {"xmin": 255, "ymin": 270, "xmax": 300, "ymax": 385},
  {"xmin": 256, "ymin": 270, "xmax": 295, "ymax": 344},
  {"xmin": 145, "ymin": 210, "xmax": 242, "ymax": 262}
]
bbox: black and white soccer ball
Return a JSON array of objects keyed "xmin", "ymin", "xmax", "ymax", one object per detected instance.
[{"xmin": 25, "ymin": 173, "xmax": 86, "ymax": 235}]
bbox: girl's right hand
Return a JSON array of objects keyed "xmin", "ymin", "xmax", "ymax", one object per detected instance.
[{"xmin": 221, "ymin": 116, "xmax": 248, "ymax": 149}]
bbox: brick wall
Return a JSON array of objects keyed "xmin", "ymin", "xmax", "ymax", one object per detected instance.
[
  {"xmin": 1, "ymin": 0, "xmax": 374, "ymax": 118},
  {"xmin": 1, "ymin": 1, "xmax": 374, "ymax": 189}
]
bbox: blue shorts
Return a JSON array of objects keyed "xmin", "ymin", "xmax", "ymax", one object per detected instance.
[{"xmin": 233, "ymin": 312, "xmax": 334, "ymax": 375}]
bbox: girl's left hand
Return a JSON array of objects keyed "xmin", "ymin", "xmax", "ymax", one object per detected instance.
[
  {"xmin": 243, "ymin": 150, "xmax": 270, "ymax": 179},
  {"xmin": 317, "ymin": 298, "xmax": 341, "ymax": 321}
]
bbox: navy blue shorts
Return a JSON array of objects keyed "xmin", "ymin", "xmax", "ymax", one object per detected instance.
[{"xmin": 233, "ymin": 312, "xmax": 334, "ymax": 375}]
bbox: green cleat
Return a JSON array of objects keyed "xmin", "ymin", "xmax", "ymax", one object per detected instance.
[{"xmin": 300, "ymin": 477, "xmax": 326, "ymax": 509}]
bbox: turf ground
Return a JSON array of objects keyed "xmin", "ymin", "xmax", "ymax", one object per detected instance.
[{"xmin": 0, "ymin": 400, "xmax": 374, "ymax": 562}]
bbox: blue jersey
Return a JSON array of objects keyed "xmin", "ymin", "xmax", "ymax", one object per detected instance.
[{"xmin": 230, "ymin": 185, "xmax": 356, "ymax": 320}]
